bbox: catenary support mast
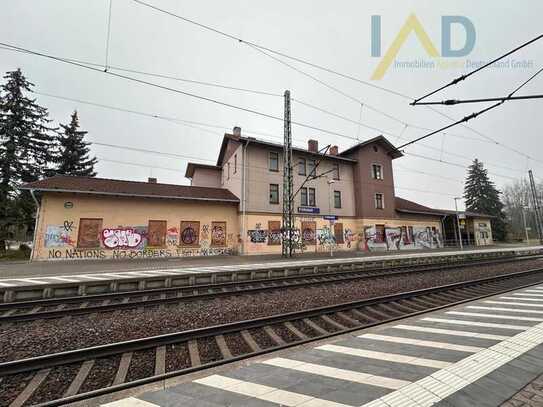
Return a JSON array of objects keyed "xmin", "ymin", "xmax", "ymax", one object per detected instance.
[{"xmin": 282, "ymin": 90, "xmax": 294, "ymax": 257}]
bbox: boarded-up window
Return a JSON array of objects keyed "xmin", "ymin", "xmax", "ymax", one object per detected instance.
[
  {"xmin": 334, "ymin": 223, "xmax": 344, "ymax": 243},
  {"xmin": 180, "ymin": 221, "xmax": 200, "ymax": 247},
  {"xmin": 301, "ymin": 221, "xmax": 316, "ymax": 245},
  {"xmin": 407, "ymin": 226, "xmax": 414, "ymax": 243},
  {"xmin": 148, "ymin": 220, "xmax": 167, "ymax": 247},
  {"xmin": 375, "ymin": 224, "xmax": 385, "ymax": 243},
  {"xmin": 77, "ymin": 218, "xmax": 103, "ymax": 248},
  {"xmin": 211, "ymin": 221, "xmax": 227, "ymax": 246},
  {"xmin": 268, "ymin": 220, "xmax": 282, "ymax": 245}
]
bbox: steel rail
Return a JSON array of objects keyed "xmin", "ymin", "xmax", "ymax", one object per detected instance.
[
  {"xmin": 1, "ymin": 255, "xmax": 540, "ymax": 323},
  {"xmin": 3, "ymin": 266, "xmax": 543, "ymax": 377}
]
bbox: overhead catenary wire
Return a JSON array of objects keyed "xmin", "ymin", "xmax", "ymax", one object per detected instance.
[
  {"xmin": 129, "ymin": 0, "xmax": 543, "ymax": 165},
  {"xmin": 397, "ymin": 65, "xmax": 543, "ymax": 150},
  {"xmin": 0, "ymin": 44, "xmax": 513, "ymax": 145},
  {"xmin": 412, "ymin": 33, "xmax": 543, "ymax": 105},
  {"xmin": 413, "ymin": 93, "xmax": 543, "ymax": 106},
  {"xmin": 37, "ymin": 88, "xmax": 527, "ymax": 175}
]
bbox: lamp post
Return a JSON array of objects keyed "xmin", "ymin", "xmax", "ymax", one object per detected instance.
[
  {"xmin": 454, "ymin": 197, "xmax": 463, "ymax": 250},
  {"xmin": 327, "ymin": 179, "xmax": 335, "ymax": 257}
]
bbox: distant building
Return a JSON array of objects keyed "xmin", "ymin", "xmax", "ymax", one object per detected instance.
[{"xmin": 22, "ymin": 128, "xmax": 493, "ymax": 261}]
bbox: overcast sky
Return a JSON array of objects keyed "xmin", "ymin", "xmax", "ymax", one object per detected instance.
[{"xmin": 1, "ymin": 0, "xmax": 542, "ymax": 211}]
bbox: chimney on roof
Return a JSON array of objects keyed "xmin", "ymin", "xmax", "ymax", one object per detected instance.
[
  {"xmin": 329, "ymin": 145, "xmax": 339, "ymax": 156},
  {"xmin": 308, "ymin": 139, "xmax": 318, "ymax": 153},
  {"xmin": 232, "ymin": 126, "xmax": 241, "ymax": 139},
  {"xmin": 148, "ymin": 177, "xmax": 157, "ymax": 183}
]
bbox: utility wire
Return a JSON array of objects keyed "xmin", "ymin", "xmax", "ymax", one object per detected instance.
[
  {"xmin": 37, "ymin": 88, "xmax": 525, "ymax": 174},
  {"xmin": 124, "ymin": 3, "xmax": 543, "ymax": 163},
  {"xmin": 0, "ymin": 43, "xmax": 500, "ymax": 144},
  {"xmin": 412, "ymin": 34, "xmax": 543, "ymax": 104},
  {"xmin": 0, "ymin": 42, "xmax": 361, "ymax": 142}
]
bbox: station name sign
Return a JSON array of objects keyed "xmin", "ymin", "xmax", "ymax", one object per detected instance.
[{"xmin": 298, "ymin": 207, "xmax": 320, "ymax": 214}]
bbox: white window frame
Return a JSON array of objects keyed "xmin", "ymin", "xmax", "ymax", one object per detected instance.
[
  {"xmin": 374, "ymin": 192, "xmax": 384, "ymax": 209},
  {"xmin": 371, "ymin": 163, "xmax": 383, "ymax": 180}
]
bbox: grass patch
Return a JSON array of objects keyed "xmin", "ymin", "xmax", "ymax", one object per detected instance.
[{"xmin": 0, "ymin": 249, "xmax": 30, "ymax": 261}]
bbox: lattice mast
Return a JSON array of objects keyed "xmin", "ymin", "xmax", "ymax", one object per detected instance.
[
  {"xmin": 282, "ymin": 90, "xmax": 294, "ymax": 257},
  {"xmin": 529, "ymin": 170, "xmax": 543, "ymax": 244}
]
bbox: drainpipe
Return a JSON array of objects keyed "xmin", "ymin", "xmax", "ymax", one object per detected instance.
[
  {"xmin": 29, "ymin": 189, "xmax": 41, "ymax": 262},
  {"xmin": 241, "ymin": 139, "xmax": 251, "ymax": 255}
]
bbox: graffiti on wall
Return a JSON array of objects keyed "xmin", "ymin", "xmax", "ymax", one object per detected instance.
[
  {"xmin": 211, "ymin": 222, "xmax": 226, "ymax": 246},
  {"xmin": 364, "ymin": 225, "xmax": 443, "ymax": 251},
  {"xmin": 101, "ymin": 227, "xmax": 146, "ymax": 249},
  {"xmin": 44, "ymin": 225, "xmax": 75, "ymax": 248},
  {"xmin": 317, "ymin": 226, "xmax": 336, "ymax": 246},
  {"xmin": 166, "ymin": 227, "xmax": 178, "ymax": 246},
  {"xmin": 344, "ymin": 229, "xmax": 356, "ymax": 248}
]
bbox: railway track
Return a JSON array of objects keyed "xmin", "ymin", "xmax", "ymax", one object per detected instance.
[
  {"xmin": 1, "ymin": 255, "xmax": 541, "ymax": 323},
  {"xmin": 2, "ymin": 266, "xmax": 543, "ymax": 407}
]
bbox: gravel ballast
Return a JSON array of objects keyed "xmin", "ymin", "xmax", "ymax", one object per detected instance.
[{"xmin": 0, "ymin": 259, "xmax": 542, "ymax": 363}]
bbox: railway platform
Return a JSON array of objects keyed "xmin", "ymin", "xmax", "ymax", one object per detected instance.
[
  {"xmin": 1, "ymin": 245, "xmax": 542, "ymax": 302},
  {"xmin": 100, "ymin": 284, "xmax": 543, "ymax": 407}
]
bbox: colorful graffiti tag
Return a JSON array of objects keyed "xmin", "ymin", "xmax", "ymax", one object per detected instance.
[
  {"xmin": 101, "ymin": 228, "xmax": 145, "ymax": 249},
  {"xmin": 44, "ymin": 225, "xmax": 75, "ymax": 247}
]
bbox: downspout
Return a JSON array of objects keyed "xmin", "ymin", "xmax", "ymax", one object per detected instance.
[
  {"xmin": 29, "ymin": 189, "xmax": 41, "ymax": 262},
  {"xmin": 440, "ymin": 215, "xmax": 447, "ymax": 247},
  {"xmin": 241, "ymin": 139, "xmax": 251, "ymax": 255}
]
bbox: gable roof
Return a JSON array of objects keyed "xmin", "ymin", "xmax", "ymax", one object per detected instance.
[
  {"xmin": 216, "ymin": 133, "xmax": 358, "ymax": 166},
  {"xmin": 395, "ymin": 197, "xmax": 493, "ymax": 218},
  {"xmin": 395, "ymin": 197, "xmax": 445, "ymax": 216},
  {"xmin": 20, "ymin": 175, "xmax": 240, "ymax": 203},
  {"xmin": 339, "ymin": 135, "xmax": 403, "ymax": 159}
]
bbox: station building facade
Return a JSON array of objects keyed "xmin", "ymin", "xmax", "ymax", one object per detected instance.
[{"xmin": 22, "ymin": 128, "xmax": 493, "ymax": 261}]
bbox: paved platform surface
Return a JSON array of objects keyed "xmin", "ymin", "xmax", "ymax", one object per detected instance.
[
  {"xmin": 0, "ymin": 245, "xmax": 540, "ymax": 289},
  {"xmin": 101, "ymin": 284, "xmax": 543, "ymax": 407}
]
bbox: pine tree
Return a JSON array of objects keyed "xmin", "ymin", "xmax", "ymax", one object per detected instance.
[
  {"xmin": 57, "ymin": 111, "xmax": 97, "ymax": 176},
  {"xmin": 463, "ymin": 158, "xmax": 507, "ymax": 241},
  {"xmin": 0, "ymin": 69, "xmax": 57, "ymax": 253}
]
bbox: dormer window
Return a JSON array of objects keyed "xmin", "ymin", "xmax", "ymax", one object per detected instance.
[{"xmin": 372, "ymin": 164, "xmax": 383, "ymax": 180}]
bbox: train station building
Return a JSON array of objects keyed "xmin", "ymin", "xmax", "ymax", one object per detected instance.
[{"xmin": 21, "ymin": 128, "xmax": 493, "ymax": 261}]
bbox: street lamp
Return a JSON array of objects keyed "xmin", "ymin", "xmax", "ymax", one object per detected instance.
[
  {"xmin": 454, "ymin": 197, "xmax": 463, "ymax": 250},
  {"xmin": 327, "ymin": 179, "xmax": 335, "ymax": 257}
]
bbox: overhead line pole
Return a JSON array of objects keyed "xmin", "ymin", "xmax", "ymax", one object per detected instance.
[
  {"xmin": 282, "ymin": 90, "xmax": 294, "ymax": 257},
  {"xmin": 528, "ymin": 170, "xmax": 543, "ymax": 244}
]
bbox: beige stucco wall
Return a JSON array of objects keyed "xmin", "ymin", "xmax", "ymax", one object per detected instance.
[
  {"xmin": 191, "ymin": 167, "xmax": 221, "ymax": 188},
  {"xmin": 34, "ymin": 193, "xmax": 240, "ymax": 261},
  {"xmin": 244, "ymin": 145, "xmax": 356, "ymax": 217},
  {"xmin": 241, "ymin": 212, "xmax": 443, "ymax": 255}
]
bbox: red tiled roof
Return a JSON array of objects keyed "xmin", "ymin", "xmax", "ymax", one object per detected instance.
[{"xmin": 20, "ymin": 175, "xmax": 240, "ymax": 203}]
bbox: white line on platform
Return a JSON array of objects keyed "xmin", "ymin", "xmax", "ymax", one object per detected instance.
[
  {"xmin": 485, "ymin": 300, "xmax": 543, "ymax": 308},
  {"xmin": 525, "ymin": 289, "xmax": 543, "ymax": 293},
  {"xmin": 422, "ymin": 317, "xmax": 528, "ymax": 331},
  {"xmin": 446, "ymin": 311, "xmax": 543, "ymax": 322},
  {"xmin": 195, "ymin": 374, "xmax": 350, "ymax": 407},
  {"xmin": 392, "ymin": 324, "xmax": 509, "ymax": 341},
  {"xmin": 262, "ymin": 357, "xmax": 410, "ymax": 390},
  {"xmin": 49, "ymin": 276, "xmax": 79, "ymax": 282},
  {"xmin": 14, "ymin": 278, "xmax": 49, "ymax": 284},
  {"xmin": 0, "ymin": 281, "xmax": 15, "ymax": 287},
  {"xmin": 316, "ymin": 344, "xmax": 451, "ymax": 369},
  {"xmin": 100, "ymin": 397, "xmax": 160, "ymax": 407},
  {"xmin": 358, "ymin": 333, "xmax": 482, "ymax": 353},
  {"xmin": 500, "ymin": 296, "xmax": 543, "ymax": 302},
  {"xmin": 74, "ymin": 275, "xmax": 109, "ymax": 280},
  {"xmin": 514, "ymin": 293, "xmax": 543, "ymax": 298},
  {"xmin": 467, "ymin": 306, "xmax": 543, "ymax": 315},
  {"xmin": 361, "ymin": 321, "xmax": 543, "ymax": 406}
]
